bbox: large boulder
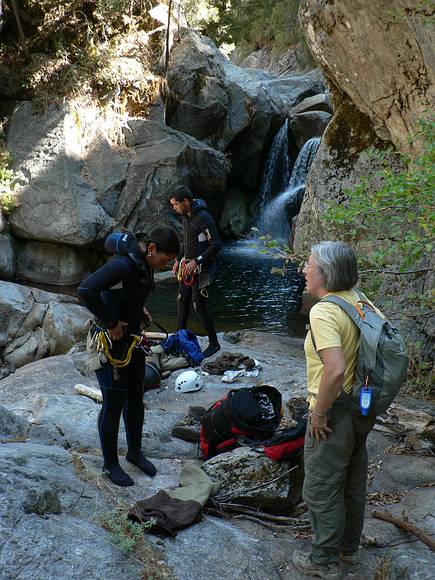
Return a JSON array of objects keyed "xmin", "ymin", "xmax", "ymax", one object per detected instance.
[
  {"xmin": 116, "ymin": 119, "xmax": 227, "ymax": 231},
  {"xmin": 166, "ymin": 30, "xmax": 325, "ymax": 191},
  {"xmin": 299, "ymin": 0, "xmax": 434, "ymax": 155},
  {"xmin": 0, "ymin": 281, "xmax": 89, "ymax": 368},
  {"xmin": 166, "ymin": 31, "xmax": 252, "ymax": 151},
  {"xmin": 16, "ymin": 239, "xmax": 100, "ymax": 286},
  {"xmin": 202, "ymin": 447, "xmax": 304, "ymax": 512},
  {"xmin": 7, "ymin": 102, "xmax": 115, "ymax": 246}
]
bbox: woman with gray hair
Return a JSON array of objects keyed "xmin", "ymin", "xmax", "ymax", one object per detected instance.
[{"xmin": 292, "ymin": 241, "xmax": 381, "ymax": 579}]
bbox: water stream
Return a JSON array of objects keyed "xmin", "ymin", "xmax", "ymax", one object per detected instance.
[{"xmin": 259, "ymin": 136, "xmax": 321, "ymax": 242}]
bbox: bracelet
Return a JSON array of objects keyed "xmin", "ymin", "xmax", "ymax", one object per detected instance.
[{"xmin": 311, "ymin": 408, "xmax": 327, "ymax": 418}]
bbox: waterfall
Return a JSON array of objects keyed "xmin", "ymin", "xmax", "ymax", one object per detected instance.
[
  {"xmin": 259, "ymin": 137, "xmax": 321, "ymax": 242},
  {"xmin": 259, "ymin": 119, "xmax": 290, "ymax": 212}
]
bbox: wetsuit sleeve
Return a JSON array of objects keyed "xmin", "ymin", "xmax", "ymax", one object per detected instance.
[
  {"xmin": 78, "ymin": 257, "xmax": 133, "ymax": 328},
  {"xmin": 198, "ymin": 216, "xmax": 221, "ymax": 261}
]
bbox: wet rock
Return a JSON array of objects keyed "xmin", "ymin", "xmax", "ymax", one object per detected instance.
[
  {"xmin": 290, "ymin": 110, "xmax": 331, "ymax": 149},
  {"xmin": 218, "ymin": 188, "xmax": 250, "ymax": 237}
]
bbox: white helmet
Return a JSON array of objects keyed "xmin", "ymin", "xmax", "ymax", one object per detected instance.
[{"xmin": 175, "ymin": 370, "xmax": 203, "ymax": 393}]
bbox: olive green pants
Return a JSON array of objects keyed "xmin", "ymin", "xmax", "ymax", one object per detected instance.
[{"xmin": 302, "ymin": 403, "xmax": 375, "ymax": 564}]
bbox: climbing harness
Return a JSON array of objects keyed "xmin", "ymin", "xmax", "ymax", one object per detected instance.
[
  {"xmin": 176, "ymin": 258, "xmax": 208, "ymax": 296},
  {"xmin": 89, "ymin": 322, "xmax": 152, "ymax": 369}
]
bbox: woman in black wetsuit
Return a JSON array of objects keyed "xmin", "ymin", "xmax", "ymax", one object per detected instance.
[{"xmin": 78, "ymin": 227, "xmax": 180, "ymax": 486}]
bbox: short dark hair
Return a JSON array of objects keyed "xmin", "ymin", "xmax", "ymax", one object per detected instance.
[
  {"xmin": 137, "ymin": 227, "xmax": 180, "ymax": 255},
  {"xmin": 169, "ymin": 185, "xmax": 193, "ymax": 202},
  {"xmin": 311, "ymin": 241, "xmax": 358, "ymax": 291}
]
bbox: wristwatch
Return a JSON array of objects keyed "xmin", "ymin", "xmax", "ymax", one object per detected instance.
[{"xmin": 196, "ymin": 255, "xmax": 203, "ymax": 264}]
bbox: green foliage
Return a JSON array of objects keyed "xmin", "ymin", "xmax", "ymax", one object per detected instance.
[
  {"xmin": 2, "ymin": 1, "xmax": 159, "ymax": 110},
  {"xmin": 183, "ymin": 0, "xmax": 307, "ymax": 57},
  {"xmin": 99, "ymin": 510, "xmax": 156, "ymax": 554},
  {"xmin": 325, "ymin": 117, "xmax": 434, "ymax": 295},
  {"xmin": 0, "ymin": 147, "xmax": 18, "ymax": 215}
]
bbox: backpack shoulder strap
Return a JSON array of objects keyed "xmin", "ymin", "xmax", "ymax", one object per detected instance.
[{"xmin": 320, "ymin": 295, "xmax": 364, "ymax": 330}]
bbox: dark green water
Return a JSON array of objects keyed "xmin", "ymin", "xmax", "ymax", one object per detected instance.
[{"xmin": 146, "ymin": 241, "xmax": 307, "ymax": 338}]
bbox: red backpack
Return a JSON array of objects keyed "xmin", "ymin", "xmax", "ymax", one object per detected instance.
[{"xmin": 199, "ymin": 385, "xmax": 282, "ymax": 460}]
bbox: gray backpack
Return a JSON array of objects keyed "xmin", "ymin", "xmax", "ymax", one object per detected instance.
[{"xmin": 313, "ymin": 291, "xmax": 408, "ymax": 416}]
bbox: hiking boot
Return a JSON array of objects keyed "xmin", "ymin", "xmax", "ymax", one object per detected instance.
[
  {"xmin": 292, "ymin": 550, "xmax": 342, "ymax": 579},
  {"xmin": 339, "ymin": 550, "xmax": 359, "ymax": 565},
  {"xmin": 171, "ymin": 424, "xmax": 200, "ymax": 443}
]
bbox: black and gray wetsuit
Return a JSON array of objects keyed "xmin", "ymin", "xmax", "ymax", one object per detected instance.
[
  {"xmin": 177, "ymin": 199, "xmax": 221, "ymax": 344},
  {"xmin": 78, "ymin": 253, "xmax": 153, "ymax": 470}
]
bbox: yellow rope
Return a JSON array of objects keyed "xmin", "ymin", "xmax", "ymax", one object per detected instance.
[{"xmin": 96, "ymin": 331, "xmax": 142, "ymax": 368}]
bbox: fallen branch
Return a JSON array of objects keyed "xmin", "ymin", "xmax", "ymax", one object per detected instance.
[
  {"xmin": 231, "ymin": 513, "xmax": 309, "ymax": 531},
  {"xmin": 372, "ymin": 510, "xmax": 435, "ymax": 551},
  {"xmin": 218, "ymin": 503, "xmax": 310, "ymax": 525},
  {"xmin": 74, "ymin": 383, "xmax": 102, "ymax": 403}
]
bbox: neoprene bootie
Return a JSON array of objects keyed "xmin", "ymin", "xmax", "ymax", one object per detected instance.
[
  {"xmin": 104, "ymin": 464, "xmax": 134, "ymax": 487},
  {"xmin": 126, "ymin": 451, "xmax": 157, "ymax": 477},
  {"xmin": 202, "ymin": 342, "xmax": 220, "ymax": 358}
]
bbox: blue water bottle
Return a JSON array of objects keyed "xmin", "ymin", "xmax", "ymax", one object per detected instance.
[{"xmin": 359, "ymin": 379, "xmax": 373, "ymax": 416}]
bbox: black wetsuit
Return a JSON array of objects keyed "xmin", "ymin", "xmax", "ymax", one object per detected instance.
[
  {"xmin": 78, "ymin": 253, "xmax": 153, "ymax": 473},
  {"xmin": 177, "ymin": 199, "xmax": 221, "ymax": 345}
]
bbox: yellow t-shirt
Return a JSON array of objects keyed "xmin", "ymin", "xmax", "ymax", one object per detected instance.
[{"xmin": 304, "ymin": 289, "xmax": 381, "ymax": 408}]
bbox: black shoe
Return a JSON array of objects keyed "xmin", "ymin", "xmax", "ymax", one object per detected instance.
[
  {"xmin": 202, "ymin": 343, "xmax": 221, "ymax": 358},
  {"xmin": 103, "ymin": 464, "xmax": 134, "ymax": 487},
  {"xmin": 126, "ymin": 451, "xmax": 157, "ymax": 477},
  {"xmin": 171, "ymin": 424, "xmax": 200, "ymax": 443}
]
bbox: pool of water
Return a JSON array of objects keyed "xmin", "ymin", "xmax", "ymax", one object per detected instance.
[
  {"xmin": 25, "ymin": 241, "xmax": 308, "ymax": 338},
  {"xmin": 146, "ymin": 240, "xmax": 307, "ymax": 338}
]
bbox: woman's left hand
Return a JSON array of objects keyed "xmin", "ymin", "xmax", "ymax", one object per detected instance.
[{"xmin": 309, "ymin": 412, "xmax": 333, "ymax": 442}]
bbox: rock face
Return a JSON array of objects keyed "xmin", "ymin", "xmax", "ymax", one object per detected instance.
[
  {"xmin": 0, "ymin": 281, "xmax": 89, "ymax": 369},
  {"xmin": 299, "ymin": 0, "xmax": 434, "ymax": 155},
  {"xmin": 8, "ymin": 102, "xmax": 114, "ymax": 246},
  {"xmin": 16, "ymin": 240, "xmax": 100, "ymax": 286},
  {"xmin": 118, "ymin": 119, "xmax": 227, "ymax": 230},
  {"xmin": 0, "ymin": 233, "xmax": 15, "ymax": 279},
  {"xmin": 166, "ymin": 30, "xmax": 326, "ymax": 194},
  {"xmin": 293, "ymin": 98, "xmax": 403, "ymax": 255}
]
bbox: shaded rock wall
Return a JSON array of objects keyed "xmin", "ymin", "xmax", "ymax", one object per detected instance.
[{"xmin": 299, "ymin": 0, "xmax": 434, "ymax": 155}]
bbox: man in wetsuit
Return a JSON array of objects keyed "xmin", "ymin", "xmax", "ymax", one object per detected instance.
[{"xmin": 169, "ymin": 186, "xmax": 222, "ymax": 358}]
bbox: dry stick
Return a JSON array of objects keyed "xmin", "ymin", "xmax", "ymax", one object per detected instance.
[
  {"xmin": 10, "ymin": 0, "xmax": 29, "ymax": 59},
  {"xmin": 372, "ymin": 511, "xmax": 435, "ymax": 551},
  {"xmin": 231, "ymin": 514, "xmax": 309, "ymax": 531},
  {"xmin": 219, "ymin": 503, "xmax": 310, "ymax": 525}
]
